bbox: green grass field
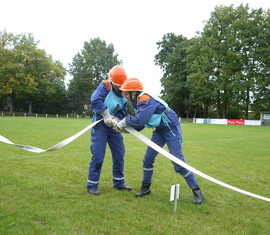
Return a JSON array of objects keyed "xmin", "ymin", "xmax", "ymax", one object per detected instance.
[{"xmin": 0, "ymin": 117, "xmax": 269, "ymax": 234}]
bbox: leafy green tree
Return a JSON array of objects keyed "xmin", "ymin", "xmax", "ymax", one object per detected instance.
[
  {"xmin": 186, "ymin": 37, "xmax": 216, "ymax": 118},
  {"xmin": 0, "ymin": 30, "xmax": 67, "ymax": 114},
  {"xmin": 193, "ymin": 5, "xmax": 243, "ymax": 118},
  {"xmin": 68, "ymin": 37, "xmax": 121, "ymax": 114},
  {"xmin": 16, "ymin": 35, "xmax": 67, "ymax": 114},
  {"xmin": 29, "ymin": 58, "xmax": 67, "ymax": 114},
  {"xmin": 0, "ymin": 30, "xmax": 20, "ymax": 112},
  {"xmin": 251, "ymin": 8, "xmax": 270, "ymax": 112},
  {"xmin": 187, "ymin": 4, "xmax": 270, "ymax": 118},
  {"xmin": 233, "ymin": 6, "xmax": 270, "ymax": 117},
  {"xmin": 155, "ymin": 33, "xmax": 195, "ymax": 117}
]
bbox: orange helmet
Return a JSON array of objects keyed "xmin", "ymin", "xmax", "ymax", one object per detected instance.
[
  {"xmin": 109, "ymin": 66, "xmax": 127, "ymax": 86},
  {"xmin": 120, "ymin": 77, "xmax": 143, "ymax": 91}
]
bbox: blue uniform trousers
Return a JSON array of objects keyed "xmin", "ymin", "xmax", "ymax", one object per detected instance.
[
  {"xmin": 142, "ymin": 123, "xmax": 198, "ymax": 189},
  {"xmin": 87, "ymin": 121, "xmax": 125, "ymax": 189}
]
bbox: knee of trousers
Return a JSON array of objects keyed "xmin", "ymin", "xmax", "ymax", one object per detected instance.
[
  {"xmin": 143, "ymin": 156, "xmax": 155, "ymax": 169},
  {"xmin": 173, "ymin": 162, "xmax": 190, "ymax": 176},
  {"xmin": 89, "ymin": 155, "xmax": 105, "ymax": 173}
]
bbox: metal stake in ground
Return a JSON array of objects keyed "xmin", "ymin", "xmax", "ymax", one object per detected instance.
[{"xmin": 170, "ymin": 184, "xmax": 180, "ymax": 213}]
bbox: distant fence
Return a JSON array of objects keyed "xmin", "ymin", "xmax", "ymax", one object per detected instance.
[
  {"xmin": 0, "ymin": 112, "xmax": 86, "ymax": 119},
  {"xmin": 194, "ymin": 118, "xmax": 262, "ymax": 126},
  {"xmin": 2, "ymin": 113, "xmax": 265, "ymax": 126}
]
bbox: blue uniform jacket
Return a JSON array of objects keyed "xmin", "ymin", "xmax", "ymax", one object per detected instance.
[
  {"xmin": 125, "ymin": 93, "xmax": 179, "ymax": 130},
  {"xmin": 91, "ymin": 81, "xmax": 127, "ymax": 120}
]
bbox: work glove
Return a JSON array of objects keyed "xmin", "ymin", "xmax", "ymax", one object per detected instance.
[
  {"xmin": 113, "ymin": 118, "xmax": 128, "ymax": 133},
  {"xmin": 100, "ymin": 108, "xmax": 119, "ymax": 128}
]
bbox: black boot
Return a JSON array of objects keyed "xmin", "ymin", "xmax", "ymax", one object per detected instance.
[
  {"xmin": 88, "ymin": 188, "xmax": 100, "ymax": 196},
  {"xmin": 114, "ymin": 185, "xmax": 132, "ymax": 191},
  {"xmin": 192, "ymin": 187, "xmax": 204, "ymax": 205},
  {"xmin": 135, "ymin": 183, "xmax": 151, "ymax": 198}
]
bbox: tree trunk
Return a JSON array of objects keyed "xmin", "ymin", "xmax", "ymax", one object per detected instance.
[
  {"xmin": 8, "ymin": 96, "xmax": 14, "ymax": 113},
  {"xmin": 216, "ymin": 91, "xmax": 221, "ymax": 118},
  {"xmin": 223, "ymin": 101, "xmax": 227, "ymax": 119},
  {"xmin": 245, "ymin": 88, "xmax": 250, "ymax": 120},
  {"xmin": 28, "ymin": 100, "xmax": 32, "ymax": 114},
  {"xmin": 193, "ymin": 106, "xmax": 197, "ymax": 119},
  {"xmin": 223, "ymin": 89, "xmax": 227, "ymax": 118},
  {"xmin": 186, "ymin": 104, "xmax": 189, "ymax": 118}
]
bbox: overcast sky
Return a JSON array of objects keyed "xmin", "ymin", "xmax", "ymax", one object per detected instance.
[{"xmin": 1, "ymin": 0, "xmax": 269, "ymax": 94}]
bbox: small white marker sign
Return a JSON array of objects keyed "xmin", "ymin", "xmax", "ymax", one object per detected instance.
[
  {"xmin": 170, "ymin": 184, "xmax": 180, "ymax": 213},
  {"xmin": 170, "ymin": 184, "xmax": 180, "ymax": 201}
]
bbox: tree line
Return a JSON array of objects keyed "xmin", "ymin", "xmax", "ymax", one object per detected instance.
[
  {"xmin": 0, "ymin": 4, "xmax": 269, "ymax": 119},
  {"xmin": 0, "ymin": 31, "xmax": 67, "ymax": 114},
  {"xmin": 0, "ymin": 31, "xmax": 121, "ymax": 115},
  {"xmin": 155, "ymin": 4, "xmax": 270, "ymax": 119}
]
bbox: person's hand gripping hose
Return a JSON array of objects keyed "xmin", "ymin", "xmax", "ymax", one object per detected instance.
[
  {"xmin": 101, "ymin": 108, "xmax": 119, "ymax": 128},
  {"xmin": 113, "ymin": 118, "xmax": 128, "ymax": 133}
]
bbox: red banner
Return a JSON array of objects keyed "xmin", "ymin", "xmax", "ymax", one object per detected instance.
[{"xmin": 227, "ymin": 119, "xmax": 245, "ymax": 125}]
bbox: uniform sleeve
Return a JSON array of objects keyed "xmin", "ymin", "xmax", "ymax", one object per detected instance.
[
  {"xmin": 125, "ymin": 98, "xmax": 159, "ymax": 128},
  {"xmin": 90, "ymin": 82, "xmax": 109, "ymax": 114}
]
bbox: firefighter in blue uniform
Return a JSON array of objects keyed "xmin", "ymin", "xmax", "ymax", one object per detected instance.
[
  {"xmin": 113, "ymin": 77, "xmax": 204, "ymax": 204},
  {"xmin": 87, "ymin": 66, "xmax": 132, "ymax": 195}
]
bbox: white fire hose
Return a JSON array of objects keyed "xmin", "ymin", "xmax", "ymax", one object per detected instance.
[
  {"xmin": 0, "ymin": 119, "xmax": 269, "ymax": 202},
  {"xmin": 0, "ymin": 119, "xmax": 102, "ymax": 153},
  {"xmin": 125, "ymin": 127, "xmax": 270, "ymax": 202}
]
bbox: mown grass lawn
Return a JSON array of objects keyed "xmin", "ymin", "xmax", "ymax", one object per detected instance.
[{"xmin": 0, "ymin": 117, "xmax": 269, "ymax": 234}]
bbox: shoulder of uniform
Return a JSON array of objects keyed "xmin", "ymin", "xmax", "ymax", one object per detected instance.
[
  {"xmin": 138, "ymin": 94, "xmax": 150, "ymax": 102},
  {"xmin": 102, "ymin": 80, "xmax": 110, "ymax": 90}
]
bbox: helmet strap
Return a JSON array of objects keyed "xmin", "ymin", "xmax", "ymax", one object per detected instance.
[
  {"xmin": 111, "ymin": 81, "xmax": 120, "ymax": 92},
  {"xmin": 129, "ymin": 92, "xmax": 133, "ymax": 102},
  {"xmin": 110, "ymin": 81, "xmax": 115, "ymax": 91}
]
